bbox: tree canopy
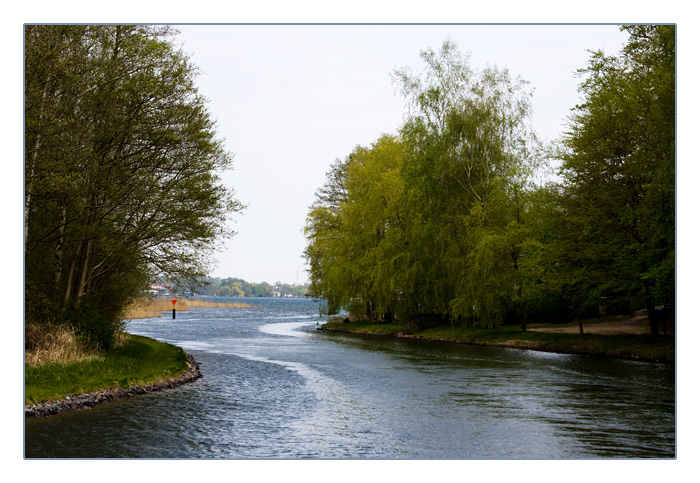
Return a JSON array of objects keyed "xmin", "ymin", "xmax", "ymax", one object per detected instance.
[
  {"xmin": 304, "ymin": 28, "xmax": 675, "ymax": 335},
  {"xmin": 306, "ymin": 40, "xmax": 543, "ymax": 328},
  {"xmin": 555, "ymin": 25, "xmax": 675, "ymax": 334},
  {"xmin": 25, "ymin": 25, "xmax": 243, "ymax": 348}
]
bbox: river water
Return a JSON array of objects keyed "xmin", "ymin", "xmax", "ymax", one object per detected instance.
[{"xmin": 24, "ymin": 297, "xmax": 675, "ymax": 459}]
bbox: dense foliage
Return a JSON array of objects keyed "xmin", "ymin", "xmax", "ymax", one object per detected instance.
[
  {"xmin": 556, "ymin": 25, "xmax": 675, "ymax": 335},
  {"xmin": 25, "ymin": 26, "xmax": 242, "ymax": 348},
  {"xmin": 304, "ymin": 27, "xmax": 675, "ymax": 334}
]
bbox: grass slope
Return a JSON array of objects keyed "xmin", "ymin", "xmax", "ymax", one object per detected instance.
[{"xmin": 25, "ymin": 334, "xmax": 190, "ymax": 404}]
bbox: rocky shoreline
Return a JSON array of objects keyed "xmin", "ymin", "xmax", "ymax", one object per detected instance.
[{"xmin": 25, "ymin": 354, "xmax": 202, "ymax": 418}]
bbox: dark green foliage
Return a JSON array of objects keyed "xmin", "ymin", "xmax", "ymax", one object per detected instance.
[
  {"xmin": 556, "ymin": 25, "xmax": 675, "ymax": 334},
  {"xmin": 60, "ymin": 288, "xmax": 134, "ymax": 350},
  {"xmin": 24, "ymin": 25, "xmax": 242, "ymax": 348},
  {"xmin": 61, "ymin": 297, "xmax": 116, "ymax": 350}
]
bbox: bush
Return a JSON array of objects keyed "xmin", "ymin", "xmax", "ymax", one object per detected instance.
[{"xmin": 61, "ymin": 292, "xmax": 125, "ymax": 350}]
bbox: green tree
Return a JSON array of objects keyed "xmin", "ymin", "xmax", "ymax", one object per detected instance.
[
  {"xmin": 25, "ymin": 25, "xmax": 242, "ymax": 348},
  {"xmin": 393, "ymin": 40, "xmax": 542, "ymax": 327},
  {"xmin": 304, "ymin": 136, "xmax": 406, "ymax": 318},
  {"xmin": 252, "ymin": 282, "xmax": 274, "ymax": 297},
  {"xmin": 304, "ymin": 154, "xmax": 355, "ymax": 315},
  {"xmin": 306, "ymin": 41, "xmax": 542, "ymax": 329},
  {"xmin": 217, "ymin": 285, "xmax": 234, "ymax": 297},
  {"xmin": 338, "ymin": 135, "xmax": 406, "ymax": 318},
  {"xmin": 556, "ymin": 25, "xmax": 675, "ymax": 335},
  {"xmin": 231, "ymin": 281, "xmax": 245, "ymax": 297}
]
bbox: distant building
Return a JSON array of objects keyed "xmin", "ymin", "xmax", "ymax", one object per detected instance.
[{"xmin": 148, "ymin": 283, "xmax": 172, "ymax": 297}]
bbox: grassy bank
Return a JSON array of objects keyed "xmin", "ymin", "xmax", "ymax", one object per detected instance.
[
  {"xmin": 24, "ymin": 295, "xmax": 239, "ymax": 407},
  {"xmin": 25, "ymin": 334, "xmax": 191, "ymax": 405},
  {"xmin": 320, "ymin": 319, "xmax": 674, "ymax": 364}
]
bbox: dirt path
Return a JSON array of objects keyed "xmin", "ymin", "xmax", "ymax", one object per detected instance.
[{"xmin": 529, "ymin": 315, "xmax": 674, "ymax": 335}]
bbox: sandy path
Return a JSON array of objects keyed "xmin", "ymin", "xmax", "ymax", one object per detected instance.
[{"xmin": 529, "ymin": 315, "xmax": 674, "ymax": 335}]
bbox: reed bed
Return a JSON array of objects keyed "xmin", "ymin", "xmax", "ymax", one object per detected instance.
[
  {"xmin": 186, "ymin": 298, "xmax": 257, "ymax": 308},
  {"xmin": 123, "ymin": 297, "xmax": 256, "ymax": 319}
]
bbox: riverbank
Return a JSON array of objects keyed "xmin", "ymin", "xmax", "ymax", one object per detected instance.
[
  {"xmin": 25, "ymin": 334, "xmax": 202, "ymax": 417},
  {"xmin": 319, "ymin": 317, "xmax": 675, "ymax": 364}
]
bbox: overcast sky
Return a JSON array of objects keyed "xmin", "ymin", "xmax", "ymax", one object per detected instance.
[{"xmin": 172, "ymin": 24, "xmax": 630, "ymax": 285}]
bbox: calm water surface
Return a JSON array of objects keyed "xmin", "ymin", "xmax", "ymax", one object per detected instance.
[{"xmin": 25, "ymin": 297, "xmax": 675, "ymax": 459}]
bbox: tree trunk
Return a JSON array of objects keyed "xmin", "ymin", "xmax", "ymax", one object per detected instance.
[
  {"xmin": 25, "ymin": 133, "xmax": 40, "ymax": 246},
  {"xmin": 644, "ymin": 287, "xmax": 660, "ymax": 336},
  {"xmin": 76, "ymin": 237, "xmax": 94, "ymax": 298},
  {"xmin": 54, "ymin": 202, "xmax": 67, "ymax": 290},
  {"xmin": 63, "ymin": 239, "xmax": 83, "ymax": 307},
  {"xmin": 25, "ymin": 82, "xmax": 50, "ymax": 247},
  {"xmin": 576, "ymin": 317, "xmax": 584, "ymax": 335}
]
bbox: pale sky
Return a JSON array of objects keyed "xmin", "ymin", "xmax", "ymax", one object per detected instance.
[{"xmin": 173, "ymin": 24, "xmax": 630, "ymax": 284}]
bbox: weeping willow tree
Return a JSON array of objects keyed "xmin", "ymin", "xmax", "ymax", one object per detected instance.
[
  {"xmin": 305, "ymin": 33, "xmax": 673, "ymax": 335},
  {"xmin": 304, "ymin": 135, "xmax": 406, "ymax": 319},
  {"xmin": 392, "ymin": 40, "xmax": 543, "ymax": 328},
  {"xmin": 305, "ymin": 41, "xmax": 542, "ymax": 328}
]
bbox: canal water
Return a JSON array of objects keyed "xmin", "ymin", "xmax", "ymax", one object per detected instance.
[{"xmin": 24, "ymin": 297, "xmax": 675, "ymax": 459}]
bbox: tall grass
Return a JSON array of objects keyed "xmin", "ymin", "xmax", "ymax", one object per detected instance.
[
  {"xmin": 123, "ymin": 298, "xmax": 178, "ymax": 318},
  {"xmin": 186, "ymin": 298, "xmax": 256, "ymax": 308},
  {"xmin": 25, "ymin": 322, "xmax": 101, "ymax": 367}
]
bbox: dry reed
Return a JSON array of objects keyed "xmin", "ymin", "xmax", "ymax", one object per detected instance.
[
  {"xmin": 123, "ymin": 297, "xmax": 256, "ymax": 319},
  {"xmin": 25, "ymin": 323, "xmax": 101, "ymax": 367},
  {"xmin": 185, "ymin": 298, "xmax": 257, "ymax": 309}
]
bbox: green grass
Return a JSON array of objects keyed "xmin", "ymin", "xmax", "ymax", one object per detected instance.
[
  {"xmin": 321, "ymin": 319, "xmax": 404, "ymax": 336},
  {"xmin": 25, "ymin": 334, "xmax": 190, "ymax": 404},
  {"xmin": 321, "ymin": 321, "xmax": 674, "ymax": 363}
]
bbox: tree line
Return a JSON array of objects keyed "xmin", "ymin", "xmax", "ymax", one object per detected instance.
[
  {"xmin": 25, "ymin": 26, "xmax": 243, "ymax": 349},
  {"xmin": 304, "ymin": 26, "xmax": 675, "ymax": 335},
  {"xmin": 193, "ymin": 277, "xmax": 309, "ymax": 298}
]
